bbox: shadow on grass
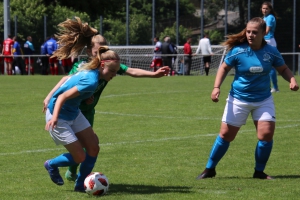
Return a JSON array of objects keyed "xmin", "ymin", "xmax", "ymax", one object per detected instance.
[
  {"xmin": 199, "ymin": 175, "xmax": 300, "ymax": 179},
  {"xmin": 272, "ymin": 175, "xmax": 300, "ymax": 179},
  {"xmin": 108, "ymin": 183, "xmax": 192, "ymax": 194}
]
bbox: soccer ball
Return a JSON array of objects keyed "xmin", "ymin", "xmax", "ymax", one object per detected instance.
[{"xmin": 84, "ymin": 172, "xmax": 109, "ymax": 196}]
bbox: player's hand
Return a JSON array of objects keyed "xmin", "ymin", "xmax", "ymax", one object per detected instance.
[
  {"xmin": 290, "ymin": 80, "xmax": 299, "ymax": 91},
  {"xmin": 211, "ymin": 88, "xmax": 220, "ymax": 102},
  {"xmin": 45, "ymin": 119, "xmax": 57, "ymax": 131},
  {"xmin": 159, "ymin": 66, "xmax": 170, "ymax": 76},
  {"xmin": 85, "ymin": 95, "xmax": 94, "ymax": 104},
  {"xmin": 42, "ymin": 98, "xmax": 50, "ymax": 113}
]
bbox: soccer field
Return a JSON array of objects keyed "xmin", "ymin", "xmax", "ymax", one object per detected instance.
[{"xmin": 0, "ymin": 75, "xmax": 299, "ymax": 200}]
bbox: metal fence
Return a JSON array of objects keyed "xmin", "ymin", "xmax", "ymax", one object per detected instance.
[{"xmin": 1, "ymin": 47, "xmax": 299, "ymax": 76}]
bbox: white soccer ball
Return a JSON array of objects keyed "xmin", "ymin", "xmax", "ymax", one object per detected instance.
[{"xmin": 84, "ymin": 172, "xmax": 109, "ymax": 196}]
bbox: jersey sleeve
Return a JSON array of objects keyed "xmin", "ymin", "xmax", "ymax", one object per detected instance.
[
  {"xmin": 224, "ymin": 48, "xmax": 238, "ymax": 67},
  {"xmin": 76, "ymin": 72, "xmax": 97, "ymax": 94},
  {"xmin": 271, "ymin": 48, "xmax": 285, "ymax": 67},
  {"xmin": 117, "ymin": 63, "xmax": 128, "ymax": 75},
  {"xmin": 265, "ymin": 15, "xmax": 275, "ymax": 27}
]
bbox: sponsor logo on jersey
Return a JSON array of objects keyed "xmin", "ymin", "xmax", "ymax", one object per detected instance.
[{"xmin": 249, "ymin": 66, "xmax": 263, "ymax": 73}]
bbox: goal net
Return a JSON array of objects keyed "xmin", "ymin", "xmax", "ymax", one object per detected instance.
[{"xmin": 79, "ymin": 45, "xmax": 226, "ymax": 76}]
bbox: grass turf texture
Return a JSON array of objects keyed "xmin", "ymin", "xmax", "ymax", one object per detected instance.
[{"xmin": 0, "ymin": 75, "xmax": 299, "ymax": 200}]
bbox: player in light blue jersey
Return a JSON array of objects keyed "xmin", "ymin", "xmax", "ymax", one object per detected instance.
[
  {"xmin": 42, "ymin": 17, "xmax": 169, "ymax": 192},
  {"xmin": 43, "ymin": 46, "xmax": 120, "ymax": 192},
  {"xmin": 262, "ymin": 1, "xmax": 279, "ymax": 92},
  {"xmin": 197, "ymin": 17, "xmax": 298, "ymax": 180}
]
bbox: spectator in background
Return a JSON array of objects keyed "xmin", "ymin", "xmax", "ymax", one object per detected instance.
[
  {"xmin": 183, "ymin": 37, "xmax": 193, "ymax": 75},
  {"xmin": 23, "ymin": 36, "xmax": 35, "ymax": 75},
  {"xmin": 150, "ymin": 37, "xmax": 163, "ymax": 72},
  {"xmin": 196, "ymin": 34, "xmax": 213, "ymax": 76},
  {"xmin": 2, "ymin": 34, "xmax": 14, "ymax": 75},
  {"xmin": 44, "ymin": 35, "xmax": 58, "ymax": 75},
  {"xmin": 161, "ymin": 36, "xmax": 174, "ymax": 75},
  {"xmin": 0, "ymin": 41, "xmax": 4, "ymax": 74},
  {"xmin": 12, "ymin": 36, "xmax": 24, "ymax": 75},
  {"xmin": 61, "ymin": 57, "xmax": 73, "ymax": 74},
  {"xmin": 262, "ymin": 1, "xmax": 279, "ymax": 93},
  {"xmin": 41, "ymin": 37, "xmax": 50, "ymax": 75}
]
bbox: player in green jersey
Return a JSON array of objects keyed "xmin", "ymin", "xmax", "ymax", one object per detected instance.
[{"xmin": 43, "ymin": 17, "xmax": 170, "ymax": 186}]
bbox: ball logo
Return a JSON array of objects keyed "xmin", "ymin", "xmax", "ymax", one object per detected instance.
[
  {"xmin": 249, "ymin": 66, "xmax": 263, "ymax": 73},
  {"xmin": 263, "ymin": 53, "xmax": 271, "ymax": 62}
]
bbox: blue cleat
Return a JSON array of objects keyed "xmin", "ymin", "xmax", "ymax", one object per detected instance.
[{"xmin": 44, "ymin": 160, "xmax": 64, "ymax": 186}]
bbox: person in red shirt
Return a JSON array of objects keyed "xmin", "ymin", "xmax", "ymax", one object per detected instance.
[
  {"xmin": 61, "ymin": 57, "xmax": 73, "ymax": 74},
  {"xmin": 183, "ymin": 37, "xmax": 193, "ymax": 75},
  {"xmin": 0, "ymin": 42, "xmax": 3, "ymax": 74},
  {"xmin": 2, "ymin": 35, "xmax": 14, "ymax": 75}
]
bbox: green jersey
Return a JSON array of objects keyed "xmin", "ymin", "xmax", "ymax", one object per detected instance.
[{"xmin": 69, "ymin": 60, "xmax": 128, "ymax": 112}]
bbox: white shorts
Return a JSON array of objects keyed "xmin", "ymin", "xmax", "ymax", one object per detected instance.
[
  {"xmin": 46, "ymin": 109, "xmax": 91, "ymax": 146},
  {"xmin": 222, "ymin": 95, "xmax": 276, "ymax": 127},
  {"xmin": 265, "ymin": 38, "xmax": 277, "ymax": 47}
]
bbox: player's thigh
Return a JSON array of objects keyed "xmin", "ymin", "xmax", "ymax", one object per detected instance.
[
  {"xmin": 220, "ymin": 95, "xmax": 250, "ymax": 141},
  {"xmin": 222, "ymin": 95, "xmax": 250, "ymax": 127},
  {"xmin": 75, "ymin": 127, "xmax": 99, "ymax": 157},
  {"xmin": 71, "ymin": 112, "xmax": 98, "ymax": 156},
  {"xmin": 219, "ymin": 122, "xmax": 240, "ymax": 141},
  {"xmin": 64, "ymin": 140, "xmax": 86, "ymax": 163},
  {"xmin": 254, "ymin": 121, "xmax": 275, "ymax": 141},
  {"xmin": 252, "ymin": 97, "xmax": 275, "ymax": 141}
]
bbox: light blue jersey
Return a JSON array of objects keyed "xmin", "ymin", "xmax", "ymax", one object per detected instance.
[
  {"xmin": 225, "ymin": 43, "xmax": 284, "ymax": 102},
  {"xmin": 47, "ymin": 69, "xmax": 99, "ymax": 120},
  {"xmin": 263, "ymin": 14, "xmax": 276, "ymax": 40}
]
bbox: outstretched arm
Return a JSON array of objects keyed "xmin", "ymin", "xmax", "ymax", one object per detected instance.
[
  {"xmin": 43, "ymin": 75, "xmax": 70, "ymax": 113},
  {"xmin": 125, "ymin": 66, "xmax": 170, "ymax": 78}
]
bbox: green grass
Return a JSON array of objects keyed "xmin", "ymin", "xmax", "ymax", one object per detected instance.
[{"xmin": 0, "ymin": 74, "xmax": 300, "ymax": 200}]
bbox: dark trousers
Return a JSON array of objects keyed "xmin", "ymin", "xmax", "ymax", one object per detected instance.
[
  {"xmin": 41, "ymin": 57, "xmax": 49, "ymax": 75},
  {"xmin": 12, "ymin": 57, "xmax": 24, "ymax": 75},
  {"xmin": 184, "ymin": 56, "xmax": 192, "ymax": 75},
  {"xmin": 162, "ymin": 57, "xmax": 173, "ymax": 75}
]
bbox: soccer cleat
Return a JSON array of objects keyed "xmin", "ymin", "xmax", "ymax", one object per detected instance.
[
  {"xmin": 74, "ymin": 182, "xmax": 86, "ymax": 193},
  {"xmin": 65, "ymin": 169, "xmax": 78, "ymax": 182},
  {"xmin": 196, "ymin": 168, "xmax": 216, "ymax": 179},
  {"xmin": 74, "ymin": 186, "xmax": 86, "ymax": 193},
  {"xmin": 253, "ymin": 170, "xmax": 274, "ymax": 180},
  {"xmin": 44, "ymin": 160, "xmax": 64, "ymax": 185}
]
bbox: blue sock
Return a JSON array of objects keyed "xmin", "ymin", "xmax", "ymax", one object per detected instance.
[
  {"xmin": 75, "ymin": 153, "xmax": 97, "ymax": 188},
  {"xmin": 206, "ymin": 135, "xmax": 230, "ymax": 169},
  {"xmin": 49, "ymin": 153, "xmax": 77, "ymax": 168},
  {"xmin": 255, "ymin": 140, "xmax": 273, "ymax": 171}
]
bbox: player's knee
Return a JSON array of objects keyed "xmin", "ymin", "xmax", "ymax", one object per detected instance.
[
  {"xmin": 86, "ymin": 145, "xmax": 99, "ymax": 157},
  {"xmin": 74, "ymin": 152, "xmax": 86, "ymax": 163}
]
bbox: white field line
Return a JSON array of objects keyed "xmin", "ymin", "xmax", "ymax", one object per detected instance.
[
  {"xmin": 0, "ymin": 124, "xmax": 298, "ymax": 156},
  {"xmin": 96, "ymin": 111, "xmax": 219, "ymax": 120},
  {"xmin": 101, "ymin": 91, "xmax": 193, "ymax": 99},
  {"xmin": 96, "ymin": 111, "xmax": 300, "ymax": 122}
]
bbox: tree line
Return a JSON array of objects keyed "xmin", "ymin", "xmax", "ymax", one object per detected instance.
[{"xmin": 0, "ymin": 0, "xmax": 299, "ymax": 53}]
